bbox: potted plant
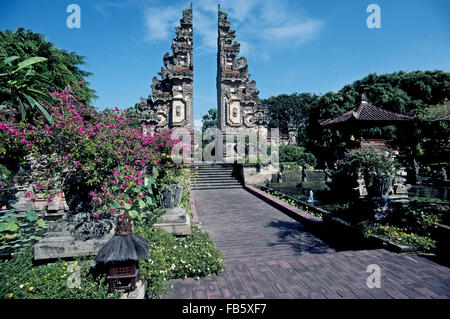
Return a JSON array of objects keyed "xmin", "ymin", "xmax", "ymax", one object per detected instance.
[{"xmin": 333, "ymin": 147, "xmax": 399, "ymax": 199}]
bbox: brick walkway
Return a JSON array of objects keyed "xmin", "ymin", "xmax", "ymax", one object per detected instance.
[{"xmin": 162, "ymin": 188, "xmax": 450, "ymax": 299}]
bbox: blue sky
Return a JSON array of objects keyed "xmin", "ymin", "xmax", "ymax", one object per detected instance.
[{"xmin": 1, "ymin": 0, "xmax": 449, "ymax": 127}]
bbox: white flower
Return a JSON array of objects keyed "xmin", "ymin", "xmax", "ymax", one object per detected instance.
[{"xmin": 19, "ymin": 285, "xmax": 24, "ymax": 289}]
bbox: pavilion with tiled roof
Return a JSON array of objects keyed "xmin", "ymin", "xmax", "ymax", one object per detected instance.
[{"xmin": 320, "ymin": 94, "xmax": 413, "ymax": 128}]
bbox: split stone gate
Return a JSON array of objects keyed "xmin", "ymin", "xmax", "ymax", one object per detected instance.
[{"xmin": 136, "ymin": 4, "xmax": 270, "ymax": 143}]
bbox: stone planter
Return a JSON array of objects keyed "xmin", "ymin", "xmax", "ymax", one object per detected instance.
[{"xmin": 365, "ymin": 174, "xmax": 394, "ymax": 198}]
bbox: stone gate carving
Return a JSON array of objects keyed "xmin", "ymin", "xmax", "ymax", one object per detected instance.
[
  {"xmin": 137, "ymin": 3, "xmax": 193, "ymax": 132},
  {"xmin": 216, "ymin": 4, "xmax": 270, "ymax": 135}
]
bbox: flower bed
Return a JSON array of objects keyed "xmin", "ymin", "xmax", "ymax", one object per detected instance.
[
  {"xmin": 135, "ymin": 225, "xmax": 224, "ymax": 298},
  {"xmin": 361, "ymin": 222, "xmax": 436, "ymax": 252},
  {"xmin": 0, "ymin": 247, "xmax": 121, "ymax": 299}
]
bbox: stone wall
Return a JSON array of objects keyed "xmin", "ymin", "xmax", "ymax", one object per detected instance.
[{"xmin": 240, "ymin": 164, "xmax": 279, "ymax": 186}]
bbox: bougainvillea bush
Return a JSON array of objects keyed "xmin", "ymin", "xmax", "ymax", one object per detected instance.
[{"xmin": 0, "ymin": 85, "xmax": 189, "ymax": 221}]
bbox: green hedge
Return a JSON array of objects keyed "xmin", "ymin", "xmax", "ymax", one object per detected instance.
[{"xmin": 279, "ymin": 145, "xmax": 317, "ymax": 167}]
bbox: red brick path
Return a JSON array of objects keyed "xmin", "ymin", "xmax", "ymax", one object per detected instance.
[{"xmin": 163, "ymin": 188, "xmax": 450, "ymax": 299}]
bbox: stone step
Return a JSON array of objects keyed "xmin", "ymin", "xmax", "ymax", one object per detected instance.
[
  {"xmin": 191, "ymin": 184, "xmax": 243, "ymax": 190},
  {"xmin": 190, "ymin": 162, "xmax": 241, "ymax": 190},
  {"xmin": 191, "ymin": 163, "xmax": 233, "ymax": 166},
  {"xmin": 193, "ymin": 181, "xmax": 242, "ymax": 187},
  {"xmin": 191, "ymin": 167, "xmax": 235, "ymax": 169},
  {"xmin": 194, "ymin": 168, "xmax": 234, "ymax": 172},
  {"xmin": 193, "ymin": 177, "xmax": 241, "ymax": 183},
  {"xmin": 192, "ymin": 168, "xmax": 234, "ymax": 172},
  {"xmin": 194, "ymin": 174, "xmax": 238, "ymax": 178},
  {"xmin": 195, "ymin": 173, "xmax": 235, "ymax": 177},
  {"xmin": 193, "ymin": 176, "xmax": 237, "ymax": 182}
]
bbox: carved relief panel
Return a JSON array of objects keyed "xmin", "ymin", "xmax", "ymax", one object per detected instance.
[
  {"xmin": 171, "ymin": 99, "xmax": 186, "ymax": 126},
  {"xmin": 227, "ymin": 100, "xmax": 242, "ymax": 126}
]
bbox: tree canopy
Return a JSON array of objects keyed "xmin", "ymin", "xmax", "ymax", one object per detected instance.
[
  {"xmin": 265, "ymin": 70, "xmax": 449, "ymax": 166},
  {"xmin": 202, "ymin": 108, "xmax": 217, "ymax": 132},
  {"xmin": 0, "ymin": 28, "xmax": 96, "ymax": 105},
  {"xmin": 263, "ymin": 92, "xmax": 319, "ymax": 146}
]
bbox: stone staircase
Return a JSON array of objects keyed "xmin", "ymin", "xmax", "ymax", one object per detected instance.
[{"xmin": 190, "ymin": 163, "xmax": 243, "ymax": 190}]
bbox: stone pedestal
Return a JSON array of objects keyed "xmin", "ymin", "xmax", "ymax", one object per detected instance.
[{"xmin": 153, "ymin": 207, "xmax": 191, "ymax": 236}]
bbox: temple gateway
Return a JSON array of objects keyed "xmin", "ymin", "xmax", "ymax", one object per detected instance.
[
  {"xmin": 137, "ymin": 4, "xmax": 194, "ymax": 132},
  {"xmin": 137, "ymin": 3, "xmax": 270, "ymax": 143}
]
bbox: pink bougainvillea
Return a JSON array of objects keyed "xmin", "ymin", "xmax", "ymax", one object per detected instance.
[{"xmin": 0, "ymin": 88, "xmax": 187, "ymax": 218}]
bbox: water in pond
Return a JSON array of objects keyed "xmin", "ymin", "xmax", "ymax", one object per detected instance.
[{"xmin": 409, "ymin": 185, "xmax": 449, "ymax": 201}]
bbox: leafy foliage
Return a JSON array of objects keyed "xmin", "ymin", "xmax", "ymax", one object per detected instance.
[
  {"xmin": 0, "ymin": 28, "xmax": 96, "ymax": 104},
  {"xmin": 135, "ymin": 225, "xmax": 224, "ymax": 298},
  {"xmin": 263, "ymin": 93, "xmax": 318, "ymax": 142},
  {"xmin": 0, "ymin": 209, "xmax": 47, "ymax": 253},
  {"xmin": 279, "ymin": 145, "xmax": 317, "ymax": 167},
  {"xmin": 333, "ymin": 147, "xmax": 400, "ymax": 178},
  {"xmin": 202, "ymin": 108, "xmax": 217, "ymax": 132},
  {"xmin": 0, "ymin": 247, "xmax": 120, "ymax": 299},
  {"xmin": 0, "ymin": 54, "xmax": 54, "ymax": 124}
]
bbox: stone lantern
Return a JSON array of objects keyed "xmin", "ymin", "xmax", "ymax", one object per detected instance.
[{"xmin": 95, "ymin": 214, "xmax": 149, "ymax": 293}]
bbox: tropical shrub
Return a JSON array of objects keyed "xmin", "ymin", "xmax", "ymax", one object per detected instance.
[
  {"xmin": 0, "ymin": 208, "xmax": 47, "ymax": 253},
  {"xmin": 0, "ymin": 28, "xmax": 96, "ymax": 104},
  {"xmin": 279, "ymin": 145, "xmax": 317, "ymax": 167},
  {"xmin": 333, "ymin": 146, "xmax": 400, "ymax": 177},
  {"xmin": 0, "ymin": 54, "xmax": 54, "ymax": 124}
]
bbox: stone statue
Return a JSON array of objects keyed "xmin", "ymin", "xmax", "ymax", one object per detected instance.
[{"xmin": 159, "ymin": 184, "xmax": 184, "ymax": 208}]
